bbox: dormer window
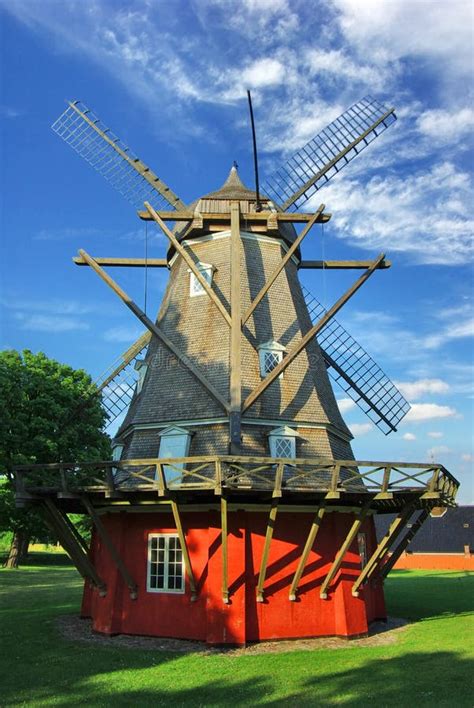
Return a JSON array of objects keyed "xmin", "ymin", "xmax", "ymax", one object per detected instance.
[
  {"xmin": 135, "ymin": 359, "xmax": 148, "ymax": 394},
  {"xmin": 189, "ymin": 262, "xmax": 215, "ymax": 297},
  {"xmin": 258, "ymin": 340, "xmax": 286, "ymax": 378},
  {"xmin": 268, "ymin": 426, "xmax": 299, "ymax": 459},
  {"xmin": 158, "ymin": 426, "xmax": 192, "ymax": 484}
]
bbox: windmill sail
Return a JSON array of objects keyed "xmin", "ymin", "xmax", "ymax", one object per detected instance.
[
  {"xmin": 96, "ymin": 331, "xmax": 152, "ymax": 425},
  {"xmin": 52, "ymin": 101, "xmax": 186, "ymax": 212},
  {"xmin": 262, "ymin": 96, "xmax": 396, "ymax": 212},
  {"xmin": 302, "ymin": 286, "xmax": 410, "ymax": 434}
]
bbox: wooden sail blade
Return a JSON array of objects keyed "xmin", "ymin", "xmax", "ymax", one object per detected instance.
[
  {"xmin": 52, "ymin": 100, "xmax": 186, "ymax": 212},
  {"xmin": 302, "ymin": 285, "xmax": 410, "ymax": 434},
  {"xmin": 261, "ymin": 96, "xmax": 396, "ymax": 212}
]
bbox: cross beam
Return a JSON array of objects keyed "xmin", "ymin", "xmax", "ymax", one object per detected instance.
[
  {"xmin": 79, "ymin": 249, "xmax": 230, "ymax": 412},
  {"xmin": 74, "ymin": 256, "xmax": 168, "ymax": 268},
  {"xmin": 242, "ymin": 205, "xmax": 325, "ymax": 326},
  {"xmin": 299, "ymin": 259, "xmax": 391, "ymax": 270},
  {"xmin": 242, "ymin": 254, "xmax": 385, "ymax": 412},
  {"xmin": 137, "ymin": 209, "xmax": 331, "ymax": 224}
]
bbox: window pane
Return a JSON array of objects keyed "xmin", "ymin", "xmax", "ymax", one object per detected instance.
[{"xmin": 275, "ymin": 437, "xmax": 292, "ymax": 458}]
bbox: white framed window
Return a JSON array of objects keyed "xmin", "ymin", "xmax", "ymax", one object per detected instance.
[
  {"xmin": 134, "ymin": 359, "xmax": 148, "ymax": 394},
  {"xmin": 268, "ymin": 426, "xmax": 299, "ymax": 459},
  {"xmin": 158, "ymin": 426, "xmax": 191, "ymax": 484},
  {"xmin": 112, "ymin": 443, "xmax": 124, "ymax": 462},
  {"xmin": 147, "ymin": 534, "xmax": 185, "ymax": 593},
  {"xmin": 189, "ymin": 262, "xmax": 215, "ymax": 297},
  {"xmin": 258, "ymin": 340, "xmax": 286, "ymax": 378}
]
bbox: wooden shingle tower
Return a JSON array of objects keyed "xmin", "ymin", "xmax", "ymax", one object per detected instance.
[{"xmin": 15, "ymin": 97, "xmax": 459, "ymax": 645}]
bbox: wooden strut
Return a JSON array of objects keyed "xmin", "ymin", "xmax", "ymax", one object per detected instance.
[
  {"xmin": 299, "ymin": 259, "xmax": 391, "ymax": 270},
  {"xmin": 241, "ymin": 204, "xmax": 325, "ymax": 326},
  {"xmin": 351, "ymin": 501, "xmax": 417, "ymax": 597},
  {"xmin": 74, "ymin": 256, "xmax": 168, "ymax": 268},
  {"xmin": 229, "ymin": 201, "xmax": 242, "ymax": 454},
  {"xmin": 42, "ymin": 498, "xmax": 106, "ymax": 594},
  {"xmin": 289, "ymin": 504, "xmax": 326, "ymax": 601},
  {"xmin": 256, "ymin": 499, "xmax": 279, "ymax": 602},
  {"xmin": 242, "ymin": 253, "xmax": 386, "ymax": 412},
  {"xmin": 320, "ymin": 502, "xmax": 372, "ymax": 599},
  {"xmin": 78, "ymin": 249, "xmax": 230, "ymax": 413},
  {"xmin": 81, "ymin": 496, "xmax": 138, "ymax": 599},
  {"xmin": 98, "ymin": 331, "xmax": 152, "ymax": 391},
  {"xmin": 379, "ymin": 509, "xmax": 430, "ymax": 581},
  {"xmin": 144, "ymin": 202, "xmax": 232, "ymax": 327},
  {"xmin": 221, "ymin": 496, "xmax": 229, "ymax": 604},
  {"xmin": 137, "ymin": 209, "xmax": 331, "ymax": 224},
  {"xmin": 170, "ymin": 498, "xmax": 198, "ymax": 601}
]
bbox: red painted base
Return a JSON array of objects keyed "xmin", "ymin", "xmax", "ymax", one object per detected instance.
[{"xmin": 81, "ymin": 510, "xmax": 386, "ymax": 645}]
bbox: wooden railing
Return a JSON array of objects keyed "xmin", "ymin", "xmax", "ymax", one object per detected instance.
[{"xmin": 15, "ymin": 456, "xmax": 459, "ymax": 504}]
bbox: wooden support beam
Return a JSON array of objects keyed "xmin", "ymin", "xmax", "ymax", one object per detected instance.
[
  {"xmin": 43, "ymin": 499, "xmax": 106, "ymax": 594},
  {"xmin": 229, "ymin": 201, "xmax": 242, "ymax": 454},
  {"xmin": 351, "ymin": 501, "xmax": 416, "ymax": 596},
  {"xmin": 137, "ymin": 209, "xmax": 331, "ymax": 224},
  {"xmin": 243, "ymin": 254, "xmax": 385, "ymax": 412},
  {"xmin": 241, "ymin": 205, "xmax": 325, "ymax": 326},
  {"xmin": 299, "ymin": 259, "xmax": 391, "ymax": 270},
  {"xmin": 221, "ymin": 496, "xmax": 229, "ymax": 604},
  {"xmin": 289, "ymin": 505, "xmax": 326, "ymax": 601},
  {"xmin": 144, "ymin": 202, "xmax": 232, "ymax": 327},
  {"xmin": 379, "ymin": 509, "xmax": 430, "ymax": 580},
  {"xmin": 78, "ymin": 249, "xmax": 230, "ymax": 413},
  {"xmin": 170, "ymin": 498, "xmax": 198, "ymax": 601},
  {"xmin": 60, "ymin": 508, "xmax": 90, "ymax": 554},
  {"xmin": 256, "ymin": 499, "xmax": 279, "ymax": 602},
  {"xmin": 82, "ymin": 496, "xmax": 138, "ymax": 599},
  {"xmin": 74, "ymin": 256, "xmax": 168, "ymax": 268},
  {"xmin": 320, "ymin": 503, "xmax": 372, "ymax": 599}
]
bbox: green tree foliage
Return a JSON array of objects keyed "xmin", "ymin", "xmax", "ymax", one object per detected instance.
[{"xmin": 0, "ymin": 350, "xmax": 111, "ymax": 566}]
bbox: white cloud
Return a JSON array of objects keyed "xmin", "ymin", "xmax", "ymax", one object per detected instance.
[
  {"xmin": 395, "ymin": 379, "xmax": 450, "ymax": 401},
  {"xmin": 15, "ymin": 314, "xmax": 89, "ymax": 333},
  {"xmin": 417, "ymin": 108, "xmax": 474, "ymax": 145},
  {"xmin": 422, "ymin": 318, "xmax": 474, "ymax": 349},
  {"xmin": 461, "ymin": 453, "xmax": 474, "ymax": 462},
  {"xmin": 427, "ymin": 432, "xmax": 444, "ymax": 439},
  {"xmin": 103, "ymin": 326, "xmax": 143, "ymax": 343},
  {"xmin": 337, "ymin": 398, "xmax": 356, "ymax": 414},
  {"xmin": 320, "ymin": 162, "xmax": 474, "ymax": 265},
  {"xmin": 404, "ymin": 403, "xmax": 458, "ymax": 423},
  {"xmin": 402, "ymin": 433, "xmax": 416, "ymax": 441},
  {"xmin": 427, "ymin": 445, "xmax": 452, "ymax": 459},
  {"xmin": 349, "ymin": 422, "xmax": 373, "ymax": 436}
]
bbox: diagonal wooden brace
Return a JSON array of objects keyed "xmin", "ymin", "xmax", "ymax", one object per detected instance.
[
  {"xmin": 82, "ymin": 496, "xmax": 138, "ymax": 599},
  {"xmin": 242, "ymin": 204, "xmax": 325, "ymax": 326},
  {"xmin": 144, "ymin": 202, "xmax": 232, "ymax": 327},
  {"xmin": 320, "ymin": 502, "xmax": 372, "ymax": 599},
  {"xmin": 289, "ymin": 504, "xmax": 326, "ymax": 601},
  {"xmin": 379, "ymin": 509, "xmax": 430, "ymax": 581},
  {"xmin": 351, "ymin": 501, "xmax": 417, "ymax": 596},
  {"xmin": 170, "ymin": 498, "xmax": 198, "ymax": 601},
  {"xmin": 243, "ymin": 254, "xmax": 385, "ymax": 412},
  {"xmin": 256, "ymin": 499, "xmax": 279, "ymax": 602},
  {"xmin": 79, "ymin": 249, "xmax": 230, "ymax": 413}
]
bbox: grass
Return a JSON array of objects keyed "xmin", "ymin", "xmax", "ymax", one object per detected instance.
[{"xmin": 0, "ymin": 557, "xmax": 472, "ymax": 707}]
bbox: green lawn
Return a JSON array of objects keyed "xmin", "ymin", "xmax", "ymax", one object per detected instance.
[{"xmin": 0, "ymin": 559, "xmax": 472, "ymax": 707}]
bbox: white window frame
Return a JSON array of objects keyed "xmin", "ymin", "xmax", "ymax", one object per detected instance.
[
  {"xmin": 134, "ymin": 359, "xmax": 148, "ymax": 394},
  {"xmin": 258, "ymin": 340, "xmax": 286, "ymax": 378},
  {"xmin": 147, "ymin": 533, "xmax": 185, "ymax": 594},
  {"xmin": 111, "ymin": 442, "xmax": 124, "ymax": 477},
  {"xmin": 268, "ymin": 426, "xmax": 299, "ymax": 459},
  {"xmin": 157, "ymin": 426, "xmax": 192, "ymax": 484},
  {"xmin": 188, "ymin": 262, "xmax": 215, "ymax": 297}
]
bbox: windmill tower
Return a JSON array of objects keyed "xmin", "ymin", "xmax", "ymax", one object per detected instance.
[{"xmin": 14, "ymin": 97, "xmax": 459, "ymax": 645}]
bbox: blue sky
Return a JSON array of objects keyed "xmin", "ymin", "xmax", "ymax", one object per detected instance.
[{"xmin": 0, "ymin": 0, "xmax": 473, "ymax": 501}]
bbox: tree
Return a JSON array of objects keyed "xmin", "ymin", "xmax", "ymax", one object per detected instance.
[{"xmin": 0, "ymin": 350, "xmax": 111, "ymax": 567}]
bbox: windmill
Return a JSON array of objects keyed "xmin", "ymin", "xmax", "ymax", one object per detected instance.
[{"xmin": 14, "ymin": 95, "xmax": 458, "ymax": 645}]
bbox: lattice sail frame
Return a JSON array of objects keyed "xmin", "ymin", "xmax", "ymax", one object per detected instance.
[
  {"xmin": 302, "ymin": 286, "xmax": 410, "ymax": 434},
  {"xmin": 52, "ymin": 101, "xmax": 185, "ymax": 212},
  {"xmin": 262, "ymin": 96, "xmax": 396, "ymax": 211}
]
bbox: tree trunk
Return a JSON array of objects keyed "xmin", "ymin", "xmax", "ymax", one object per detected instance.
[{"xmin": 4, "ymin": 529, "xmax": 29, "ymax": 568}]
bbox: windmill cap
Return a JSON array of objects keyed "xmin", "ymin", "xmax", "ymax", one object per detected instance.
[{"xmin": 202, "ymin": 165, "xmax": 270, "ymax": 202}]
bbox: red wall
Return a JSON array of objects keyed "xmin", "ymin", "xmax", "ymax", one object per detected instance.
[{"xmin": 82, "ymin": 510, "xmax": 386, "ymax": 644}]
